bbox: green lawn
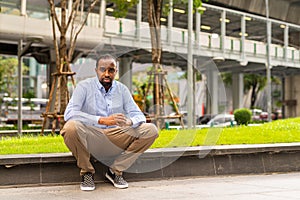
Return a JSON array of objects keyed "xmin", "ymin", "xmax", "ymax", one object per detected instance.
[
  {"xmin": 152, "ymin": 117, "xmax": 300, "ymax": 148},
  {"xmin": 1, "ymin": 117, "xmax": 300, "ymax": 155}
]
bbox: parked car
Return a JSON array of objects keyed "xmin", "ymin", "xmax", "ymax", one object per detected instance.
[
  {"xmin": 165, "ymin": 111, "xmax": 201, "ymax": 125},
  {"xmin": 196, "ymin": 114, "xmax": 215, "ymax": 125},
  {"xmin": 251, "ymin": 109, "xmax": 262, "ymax": 121},
  {"xmin": 259, "ymin": 111, "xmax": 277, "ymax": 121},
  {"xmin": 207, "ymin": 114, "xmax": 236, "ymax": 127}
]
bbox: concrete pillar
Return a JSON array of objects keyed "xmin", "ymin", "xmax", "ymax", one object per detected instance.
[
  {"xmin": 220, "ymin": 10, "xmax": 226, "ymax": 52},
  {"xmin": 284, "ymin": 25, "xmax": 289, "ymax": 61},
  {"xmin": 284, "ymin": 75, "xmax": 299, "ymax": 118},
  {"xmin": 167, "ymin": 0, "xmax": 173, "ymax": 45},
  {"xmin": 118, "ymin": 57, "xmax": 133, "ymax": 92},
  {"xmin": 196, "ymin": 10, "xmax": 201, "ymax": 47},
  {"xmin": 99, "ymin": 0, "xmax": 106, "ymax": 28},
  {"xmin": 20, "ymin": 0, "xmax": 27, "ymax": 16},
  {"xmin": 281, "ymin": 77, "xmax": 285, "ymax": 118},
  {"xmin": 241, "ymin": 15, "xmax": 246, "ymax": 61},
  {"xmin": 187, "ymin": 0, "xmax": 194, "ymax": 128},
  {"xmin": 206, "ymin": 68, "xmax": 218, "ymax": 115},
  {"xmin": 28, "ymin": 58, "xmax": 37, "ymax": 91},
  {"xmin": 136, "ymin": 0, "xmax": 142, "ymax": 41},
  {"xmin": 232, "ymin": 73, "xmax": 244, "ymax": 111},
  {"xmin": 48, "ymin": 49, "xmax": 57, "ymax": 113}
]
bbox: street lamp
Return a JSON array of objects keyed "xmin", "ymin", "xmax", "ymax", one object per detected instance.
[{"xmin": 17, "ymin": 36, "xmax": 44, "ymax": 136}]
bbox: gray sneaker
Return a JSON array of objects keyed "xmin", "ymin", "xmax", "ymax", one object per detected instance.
[
  {"xmin": 80, "ymin": 172, "xmax": 95, "ymax": 191},
  {"xmin": 105, "ymin": 169, "xmax": 128, "ymax": 189}
]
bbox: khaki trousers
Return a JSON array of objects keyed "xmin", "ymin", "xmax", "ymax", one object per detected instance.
[{"xmin": 60, "ymin": 120, "xmax": 158, "ymax": 176}]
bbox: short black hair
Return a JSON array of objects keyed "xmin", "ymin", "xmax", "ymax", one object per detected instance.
[{"xmin": 95, "ymin": 54, "xmax": 116, "ymax": 69}]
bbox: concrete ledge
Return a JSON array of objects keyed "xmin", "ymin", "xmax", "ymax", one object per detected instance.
[{"xmin": 1, "ymin": 143, "xmax": 300, "ymax": 187}]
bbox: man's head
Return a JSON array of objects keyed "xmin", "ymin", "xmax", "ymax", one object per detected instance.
[{"xmin": 95, "ymin": 54, "xmax": 117, "ymax": 89}]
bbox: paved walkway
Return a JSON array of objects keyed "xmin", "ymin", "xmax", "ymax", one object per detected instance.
[{"xmin": 1, "ymin": 172, "xmax": 300, "ymax": 200}]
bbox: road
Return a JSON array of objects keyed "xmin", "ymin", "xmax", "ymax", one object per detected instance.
[{"xmin": 1, "ymin": 172, "xmax": 300, "ymax": 200}]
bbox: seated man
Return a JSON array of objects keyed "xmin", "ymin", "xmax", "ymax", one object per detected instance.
[{"xmin": 61, "ymin": 54, "xmax": 158, "ymax": 191}]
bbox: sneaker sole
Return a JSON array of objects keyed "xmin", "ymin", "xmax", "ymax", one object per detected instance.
[
  {"xmin": 80, "ymin": 186, "xmax": 95, "ymax": 191},
  {"xmin": 105, "ymin": 173, "xmax": 128, "ymax": 189}
]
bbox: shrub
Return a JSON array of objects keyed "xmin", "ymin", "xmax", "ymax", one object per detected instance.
[{"xmin": 234, "ymin": 108, "xmax": 252, "ymax": 125}]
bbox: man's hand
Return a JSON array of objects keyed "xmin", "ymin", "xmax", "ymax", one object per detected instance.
[
  {"xmin": 98, "ymin": 113, "xmax": 132, "ymax": 127},
  {"xmin": 122, "ymin": 117, "xmax": 133, "ymax": 127}
]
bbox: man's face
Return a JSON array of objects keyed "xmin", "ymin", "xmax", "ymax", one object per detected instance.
[{"xmin": 95, "ymin": 58, "xmax": 117, "ymax": 87}]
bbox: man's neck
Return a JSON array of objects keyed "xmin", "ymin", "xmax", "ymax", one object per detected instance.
[
  {"xmin": 104, "ymin": 86, "xmax": 110, "ymax": 93},
  {"xmin": 100, "ymin": 81, "xmax": 112, "ymax": 93}
]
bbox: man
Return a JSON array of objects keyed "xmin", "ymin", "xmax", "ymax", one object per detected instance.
[{"xmin": 61, "ymin": 54, "xmax": 158, "ymax": 191}]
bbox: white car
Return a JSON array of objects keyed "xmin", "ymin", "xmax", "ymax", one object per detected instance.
[
  {"xmin": 251, "ymin": 109, "xmax": 262, "ymax": 121},
  {"xmin": 207, "ymin": 114, "xmax": 236, "ymax": 127}
]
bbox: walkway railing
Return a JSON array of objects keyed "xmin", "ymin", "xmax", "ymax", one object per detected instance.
[{"xmin": 0, "ymin": 0, "xmax": 299, "ymax": 66}]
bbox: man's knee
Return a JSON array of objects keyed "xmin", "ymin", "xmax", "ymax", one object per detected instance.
[
  {"xmin": 143, "ymin": 123, "xmax": 159, "ymax": 139},
  {"xmin": 61, "ymin": 120, "xmax": 79, "ymax": 139}
]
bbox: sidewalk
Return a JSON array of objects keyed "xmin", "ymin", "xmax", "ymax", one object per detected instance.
[{"xmin": 1, "ymin": 172, "xmax": 300, "ymax": 200}]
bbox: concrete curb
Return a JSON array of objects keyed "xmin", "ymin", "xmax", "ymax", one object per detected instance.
[{"xmin": 1, "ymin": 143, "xmax": 300, "ymax": 187}]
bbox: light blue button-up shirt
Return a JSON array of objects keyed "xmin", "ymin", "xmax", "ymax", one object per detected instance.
[{"xmin": 64, "ymin": 77, "xmax": 146, "ymax": 128}]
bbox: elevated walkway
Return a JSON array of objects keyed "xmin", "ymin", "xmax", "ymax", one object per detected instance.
[
  {"xmin": 1, "ymin": 143, "xmax": 300, "ymax": 187},
  {"xmin": 0, "ymin": 2, "xmax": 299, "ymax": 72},
  {"xmin": 1, "ymin": 2, "xmax": 300, "ymax": 117}
]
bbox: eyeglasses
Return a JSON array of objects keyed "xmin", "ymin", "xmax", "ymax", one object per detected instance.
[{"xmin": 98, "ymin": 67, "xmax": 116, "ymax": 74}]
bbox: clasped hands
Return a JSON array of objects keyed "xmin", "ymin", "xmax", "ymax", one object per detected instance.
[{"xmin": 98, "ymin": 113, "xmax": 132, "ymax": 127}]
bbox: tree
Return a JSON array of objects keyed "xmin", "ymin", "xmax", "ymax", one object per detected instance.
[
  {"xmin": 148, "ymin": 0, "xmax": 206, "ymax": 67},
  {"xmin": 146, "ymin": 0, "xmax": 205, "ymax": 127},
  {"xmin": 43, "ymin": 0, "xmax": 101, "ymax": 132},
  {"xmin": 221, "ymin": 72, "xmax": 266, "ymax": 108},
  {"xmin": 45, "ymin": 0, "xmax": 206, "ymax": 130},
  {"xmin": 108, "ymin": 0, "xmax": 139, "ymax": 18},
  {"xmin": 44, "ymin": 0, "xmax": 138, "ymax": 132},
  {"xmin": 221, "ymin": 72, "xmax": 281, "ymax": 108},
  {"xmin": 0, "ymin": 56, "xmax": 28, "ymax": 97},
  {"xmin": 244, "ymin": 74, "xmax": 267, "ymax": 108}
]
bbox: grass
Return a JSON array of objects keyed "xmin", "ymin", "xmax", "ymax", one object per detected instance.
[
  {"xmin": 1, "ymin": 117, "xmax": 300, "ymax": 155},
  {"xmin": 152, "ymin": 117, "xmax": 300, "ymax": 148},
  {"xmin": 0, "ymin": 135, "xmax": 69, "ymax": 155}
]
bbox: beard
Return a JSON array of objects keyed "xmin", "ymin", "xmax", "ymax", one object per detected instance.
[{"xmin": 100, "ymin": 79, "xmax": 112, "ymax": 88}]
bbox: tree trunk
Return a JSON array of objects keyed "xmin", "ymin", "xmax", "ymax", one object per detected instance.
[
  {"xmin": 45, "ymin": 0, "xmax": 98, "ymax": 132},
  {"xmin": 147, "ymin": 0, "xmax": 163, "ymax": 126},
  {"xmin": 250, "ymin": 82, "xmax": 257, "ymax": 108},
  {"xmin": 147, "ymin": 0, "xmax": 162, "ymax": 64},
  {"xmin": 58, "ymin": 0, "xmax": 69, "ymax": 117}
]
